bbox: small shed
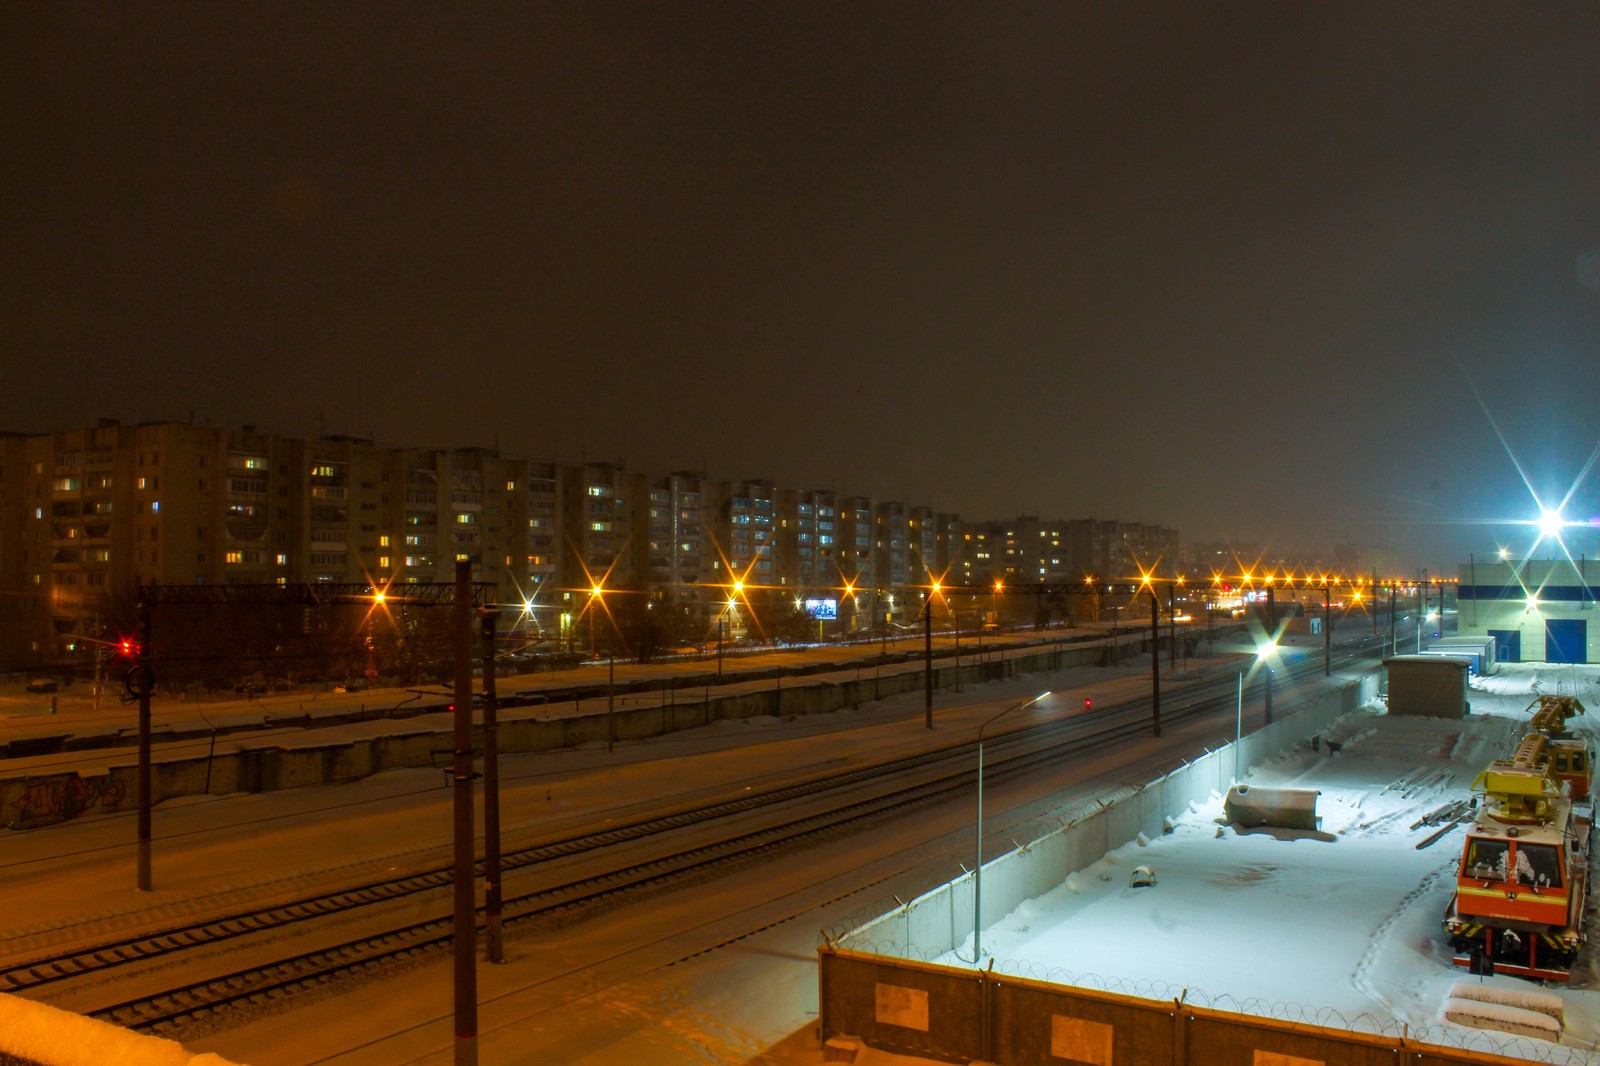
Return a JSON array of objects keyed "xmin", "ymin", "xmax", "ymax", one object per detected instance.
[
  {"xmin": 1385, "ymin": 655, "xmax": 1470, "ymax": 718},
  {"xmin": 1424, "ymin": 635, "xmax": 1498, "ymax": 675}
]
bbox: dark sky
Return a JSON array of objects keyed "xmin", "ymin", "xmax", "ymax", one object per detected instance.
[{"xmin": 5, "ymin": 3, "xmax": 1598, "ymax": 572}]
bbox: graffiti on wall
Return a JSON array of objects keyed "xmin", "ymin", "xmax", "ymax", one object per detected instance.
[{"xmin": 7, "ymin": 775, "xmax": 128, "ymax": 827}]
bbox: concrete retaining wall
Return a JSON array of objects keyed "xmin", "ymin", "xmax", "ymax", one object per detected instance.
[
  {"xmin": 0, "ymin": 637, "xmax": 1117, "ymax": 829},
  {"xmin": 837, "ymin": 669, "xmax": 1380, "ymax": 960}
]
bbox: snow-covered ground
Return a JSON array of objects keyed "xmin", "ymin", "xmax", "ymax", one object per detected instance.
[
  {"xmin": 936, "ymin": 662, "xmax": 1600, "ymax": 1060},
  {"xmin": 10, "ymin": 631, "xmax": 1584, "ymax": 1066}
]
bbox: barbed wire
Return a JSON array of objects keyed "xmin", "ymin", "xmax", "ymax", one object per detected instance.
[{"xmin": 827, "ymin": 940, "xmax": 1600, "ymax": 1062}]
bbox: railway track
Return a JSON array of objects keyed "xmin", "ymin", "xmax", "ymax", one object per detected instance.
[{"xmin": 5, "ymin": 638, "xmax": 1389, "ymax": 1037}]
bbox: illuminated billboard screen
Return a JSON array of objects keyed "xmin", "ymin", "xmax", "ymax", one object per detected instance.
[{"xmin": 804, "ymin": 598, "xmax": 838, "ymax": 619}]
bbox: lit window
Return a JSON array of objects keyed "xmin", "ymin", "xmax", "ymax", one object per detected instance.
[
  {"xmin": 152, "ymin": 502, "xmax": 161, "ymax": 513},
  {"xmin": 225, "ymin": 551, "xmax": 243, "ymax": 564},
  {"xmin": 456, "ymin": 553, "xmax": 470, "ymax": 562},
  {"xmin": 379, "ymin": 535, "xmax": 390, "ymax": 547},
  {"xmin": 379, "ymin": 556, "xmax": 390, "ymax": 568}
]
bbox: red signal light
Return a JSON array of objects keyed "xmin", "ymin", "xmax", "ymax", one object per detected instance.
[
  {"xmin": 117, "ymin": 637, "xmax": 141, "ymax": 659},
  {"xmin": 1083, "ymin": 698, "xmax": 1093, "ymax": 711}
]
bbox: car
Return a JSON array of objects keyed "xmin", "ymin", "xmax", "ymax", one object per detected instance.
[{"xmin": 25, "ymin": 678, "xmax": 57, "ymax": 693}]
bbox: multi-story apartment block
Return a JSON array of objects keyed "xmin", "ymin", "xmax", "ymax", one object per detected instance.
[
  {"xmin": 1, "ymin": 420, "xmax": 1194, "ymax": 662},
  {"xmin": 774, "ymin": 489, "xmax": 836, "ymax": 592},
  {"xmin": 635, "ymin": 471, "xmax": 705, "ymax": 591},
  {"xmin": 873, "ymin": 501, "xmax": 910, "ymax": 598},
  {"xmin": 705, "ymin": 479, "xmax": 776, "ymax": 588}
]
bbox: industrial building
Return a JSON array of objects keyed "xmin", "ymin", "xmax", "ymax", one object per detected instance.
[{"xmin": 1456, "ymin": 557, "xmax": 1599, "ymax": 664}]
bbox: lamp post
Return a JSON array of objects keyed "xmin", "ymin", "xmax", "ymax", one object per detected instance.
[
  {"xmin": 1259, "ymin": 640, "xmax": 1275, "ymax": 726},
  {"xmin": 478, "ymin": 606, "xmax": 504, "ymax": 963},
  {"xmin": 923, "ymin": 586, "xmax": 936, "ymax": 729},
  {"xmin": 973, "ymin": 691, "xmax": 1051, "ymax": 962},
  {"xmin": 1147, "ymin": 584, "xmax": 1161, "ymax": 738},
  {"xmin": 1322, "ymin": 584, "xmax": 1331, "ymax": 677}
]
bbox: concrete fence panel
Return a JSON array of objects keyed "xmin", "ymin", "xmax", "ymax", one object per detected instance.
[
  {"xmin": 1184, "ymin": 1008, "xmax": 1399, "ymax": 1065},
  {"xmin": 993, "ymin": 976, "xmax": 1178, "ymax": 1066},
  {"xmin": 819, "ymin": 948, "xmax": 985, "ymax": 1064}
]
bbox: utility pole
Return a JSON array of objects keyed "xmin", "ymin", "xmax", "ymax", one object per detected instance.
[
  {"xmin": 479, "ymin": 607, "xmax": 504, "ymax": 965},
  {"xmin": 923, "ymin": 595, "xmax": 934, "ymax": 729},
  {"xmin": 1264, "ymin": 660, "xmax": 1274, "ymax": 726},
  {"xmin": 1323, "ymin": 584, "xmax": 1331, "ymax": 677},
  {"xmin": 1389, "ymin": 586, "xmax": 1397, "ymax": 656},
  {"xmin": 1148, "ymin": 587, "xmax": 1161, "ymax": 738},
  {"xmin": 1168, "ymin": 583, "xmax": 1176, "ymax": 668},
  {"xmin": 135, "ymin": 600, "xmax": 153, "ymax": 892},
  {"xmin": 451, "ymin": 561, "xmax": 478, "ymax": 1065}
]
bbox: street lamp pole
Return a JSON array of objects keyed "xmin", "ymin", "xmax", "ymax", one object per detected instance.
[
  {"xmin": 479, "ymin": 607, "xmax": 504, "ymax": 963},
  {"xmin": 1264, "ymin": 652, "xmax": 1274, "ymax": 726},
  {"xmin": 923, "ymin": 592, "xmax": 934, "ymax": 729},
  {"xmin": 1323, "ymin": 584, "xmax": 1331, "ymax": 677},
  {"xmin": 1148, "ymin": 587, "xmax": 1161, "ymax": 738},
  {"xmin": 1168, "ymin": 583, "xmax": 1176, "ymax": 668},
  {"xmin": 973, "ymin": 691, "xmax": 1050, "ymax": 962}
]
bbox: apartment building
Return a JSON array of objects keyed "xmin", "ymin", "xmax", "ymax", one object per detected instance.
[
  {"xmin": 774, "ymin": 488, "xmax": 837, "ymax": 592},
  {"xmin": 2, "ymin": 420, "xmax": 1198, "ymax": 661}
]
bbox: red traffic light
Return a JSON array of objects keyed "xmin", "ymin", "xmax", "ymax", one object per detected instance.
[
  {"xmin": 117, "ymin": 637, "xmax": 141, "ymax": 659},
  {"xmin": 1083, "ymin": 698, "xmax": 1093, "ymax": 711}
]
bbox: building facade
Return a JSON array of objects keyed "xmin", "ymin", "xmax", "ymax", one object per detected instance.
[
  {"xmin": 2, "ymin": 419, "xmax": 1204, "ymax": 665},
  {"xmin": 1457, "ymin": 558, "xmax": 1599, "ymax": 664}
]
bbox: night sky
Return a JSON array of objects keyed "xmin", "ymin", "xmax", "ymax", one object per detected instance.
[{"xmin": 5, "ymin": 3, "xmax": 1598, "ymax": 571}]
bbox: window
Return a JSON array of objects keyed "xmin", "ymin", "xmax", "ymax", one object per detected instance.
[
  {"xmin": 152, "ymin": 501, "xmax": 160, "ymax": 513},
  {"xmin": 1515, "ymin": 843, "xmax": 1563, "ymax": 888},
  {"xmin": 276, "ymin": 553, "xmax": 288, "ymax": 565},
  {"xmin": 1463, "ymin": 837, "xmax": 1509, "ymax": 882},
  {"xmin": 379, "ymin": 535, "xmax": 390, "ymax": 547},
  {"xmin": 312, "ymin": 464, "xmax": 336, "ymax": 477}
]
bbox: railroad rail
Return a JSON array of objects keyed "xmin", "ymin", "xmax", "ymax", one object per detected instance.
[{"xmin": 4, "ymin": 638, "xmax": 1387, "ymax": 1037}]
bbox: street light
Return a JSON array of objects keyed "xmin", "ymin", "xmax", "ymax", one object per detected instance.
[
  {"xmin": 973, "ymin": 690, "xmax": 1051, "ymax": 962},
  {"xmin": 1257, "ymin": 639, "xmax": 1276, "ymax": 726}
]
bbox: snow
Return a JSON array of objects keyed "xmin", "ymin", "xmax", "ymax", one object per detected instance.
[
  {"xmin": 0, "ymin": 991, "xmax": 242, "ymax": 1066},
  {"xmin": 930, "ymin": 662, "xmax": 1600, "ymax": 1060},
  {"xmin": 6, "ymin": 631, "xmax": 1600, "ymax": 1065}
]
